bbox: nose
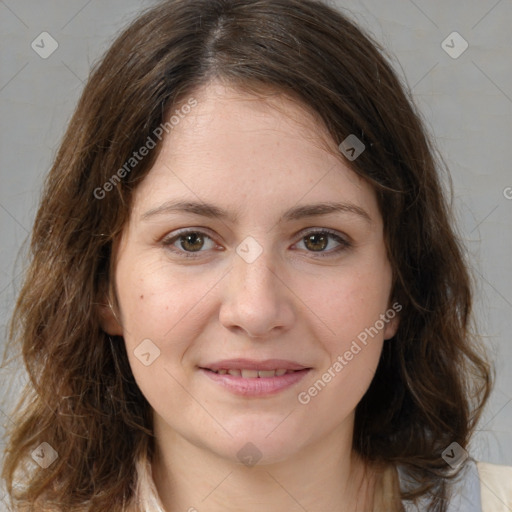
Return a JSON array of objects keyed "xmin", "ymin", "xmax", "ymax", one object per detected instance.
[{"xmin": 218, "ymin": 243, "xmax": 296, "ymax": 339}]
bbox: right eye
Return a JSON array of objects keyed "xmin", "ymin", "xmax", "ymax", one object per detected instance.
[{"xmin": 161, "ymin": 229, "xmax": 218, "ymax": 258}]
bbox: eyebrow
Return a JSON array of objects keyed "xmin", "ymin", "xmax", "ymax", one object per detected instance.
[{"xmin": 141, "ymin": 199, "xmax": 372, "ymax": 224}]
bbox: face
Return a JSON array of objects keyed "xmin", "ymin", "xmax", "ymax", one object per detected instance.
[{"xmin": 102, "ymin": 81, "xmax": 399, "ymax": 465}]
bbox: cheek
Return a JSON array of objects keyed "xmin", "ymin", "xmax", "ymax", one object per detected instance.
[
  {"xmin": 308, "ymin": 261, "xmax": 393, "ymax": 348},
  {"xmin": 297, "ymin": 265, "xmax": 391, "ymax": 393},
  {"xmin": 295, "ymin": 268, "xmax": 391, "ymax": 419},
  {"xmin": 114, "ymin": 255, "xmax": 222, "ymax": 385},
  {"xmin": 114, "ymin": 257, "xmax": 212, "ymax": 414},
  {"xmin": 297, "ymin": 340, "xmax": 383, "ymax": 426},
  {"xmin": 116, "ymin": 256, "xmax": 204, "ymax": 339}
]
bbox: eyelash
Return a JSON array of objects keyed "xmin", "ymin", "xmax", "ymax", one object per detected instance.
[{"xmin": 161, "ymin": 228, "xmax": 351, "ymax": 259}]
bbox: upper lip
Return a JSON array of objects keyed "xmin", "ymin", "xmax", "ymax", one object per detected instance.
[{"xmin": 200, "ymin": 358, "xmax": 311, "ymax": 371}]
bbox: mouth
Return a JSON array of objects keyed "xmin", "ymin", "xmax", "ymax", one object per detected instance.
[
  {"xmin": 202, "ymin": 368, "xmax": 301, "ymax": 377},
  {"xmin": 198, "ymin": 361, "xmax": 312, "ymax": 396}
]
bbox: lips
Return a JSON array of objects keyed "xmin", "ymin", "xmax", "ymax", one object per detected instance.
[
  {"xmin": 200, "ymin": 366, "xmax": 311, "ymax": 396},
  {"xmin": 198, "ymin": 359, "xmax": 312, "ymax": 396}
]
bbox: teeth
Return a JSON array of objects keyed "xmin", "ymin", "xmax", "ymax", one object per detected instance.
[
  {"xmin": 258, "ymin": 370, "xmax": 277, "ymax": 378},
  {"xmin": 213, "ymin": 368, "xmax": 296, "ymax": 377},
  {"xmin": 241, "ymin": 369, "xmax": 259, "ymax": 378}
]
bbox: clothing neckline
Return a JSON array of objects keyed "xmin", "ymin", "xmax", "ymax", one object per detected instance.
[{"xmin": 135, "ymin": 455, "xmax": 483, "ymax": 511}]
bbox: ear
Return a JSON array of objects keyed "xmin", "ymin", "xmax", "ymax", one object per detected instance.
[
  {"xmin": 383, "ymin": 301, "xmax": 402, "ymax": 340},
  {"xmin": 98, "ymin": 297, "xmax": 124, "ymax": 336}
]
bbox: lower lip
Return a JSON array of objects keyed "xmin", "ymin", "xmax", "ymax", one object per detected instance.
[{"xmin": 199, "ymin": 368, "xmax": 311, "ymax": 396}]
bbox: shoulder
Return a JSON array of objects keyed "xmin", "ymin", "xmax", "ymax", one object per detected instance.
[{"xmin": 476, "ymin": 461, "xmax": 512, "ymax": 512}]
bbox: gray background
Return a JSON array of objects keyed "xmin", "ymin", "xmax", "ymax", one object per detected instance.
[{"xmin": 0, "ymin": 0, "xmax": 511, "ymax": 478}]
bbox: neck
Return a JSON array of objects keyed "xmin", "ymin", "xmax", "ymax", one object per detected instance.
[{"xmin": 151, "ymin": 424, "xmax": 382, "ymax": 512}]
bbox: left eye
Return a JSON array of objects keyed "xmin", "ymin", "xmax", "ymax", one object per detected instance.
[
  {"xmin": 295, "ymin": 230, "xmax": 349, "ymax": 256},
  {"xmin": 161, "ymin": 229, "xmax": 350, "ymax": 258}
]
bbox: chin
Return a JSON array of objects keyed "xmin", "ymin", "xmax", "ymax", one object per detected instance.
[{"xmin": 204, "ymin": 422, "xmax": 309, "ymax": 467}]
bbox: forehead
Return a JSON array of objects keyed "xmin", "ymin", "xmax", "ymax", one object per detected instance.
[
  {"xmin": 129, "ymin": 81, "xmax": 380, "ymax": 226},
  {"xmin": 173, "ymin": 81, "xmax": 340, "ymax": 157}
]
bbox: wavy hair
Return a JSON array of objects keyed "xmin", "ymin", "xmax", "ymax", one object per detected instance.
[{"xmin": 1, "ymin": 0, "xmax": 493, "ymax": 510}]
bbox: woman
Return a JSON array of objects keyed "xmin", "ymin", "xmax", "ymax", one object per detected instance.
[{"xmin": 2, "ymin": 0, "xmax": 511, "ymax": 511}]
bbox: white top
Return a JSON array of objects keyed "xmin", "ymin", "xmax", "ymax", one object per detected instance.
[{"xmin": 399, "ymin": 459, "xmax": 512, "ymax": 511}]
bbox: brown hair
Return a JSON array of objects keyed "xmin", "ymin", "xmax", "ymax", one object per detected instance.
[{"xmin": 1, "ymin": 0, "xmax": 493, "ymax": 510}]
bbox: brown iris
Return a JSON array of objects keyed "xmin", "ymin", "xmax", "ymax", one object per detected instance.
[
  {"xmin": 180, "ymin": 232, "xmax": 205, "ymax": 252},
  {"xmin": 303, "ymin": 233, "xmax": 328, "ymax": 252}
]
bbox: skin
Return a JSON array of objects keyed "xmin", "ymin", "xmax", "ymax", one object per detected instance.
[{"xmin": 101, "ymin": 81, "xmax": 400, "ymax": 512}]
